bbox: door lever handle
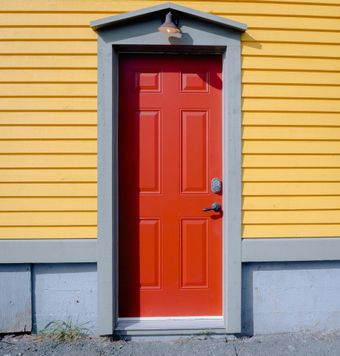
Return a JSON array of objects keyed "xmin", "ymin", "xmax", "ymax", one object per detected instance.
[{"xmin": 202, "ymin": 202, "xmax": 221, "ymax": 212}]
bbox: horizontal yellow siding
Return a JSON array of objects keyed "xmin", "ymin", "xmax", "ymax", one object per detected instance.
[
  {"xmin": 0, "ymin": 212, "xmax": 97, "ymax": 225},
  {"xmin": 0, "ymin": 155, "xmax": 96, "ymax": 168},
  {"xmin": 0, "ymin": 84, "xmax": 96, "ymax": 96},
  {"xmin": 0, "ymin": 227, "xmax": 97, "ymax": 238},
  {"xmin": 0, "ymin": 42, "xmax": 97, "ymax": 55},
  {"xmin": 243, "ymin": 183, "xmax": 340, "ymax": 196},
  {"xmin": 243, "ymin": 210, "xmax": 340, "ymax": 224},
  {"xmin": 0, "ymin": 141, "xmax": 96, "ymax": 153},
  {"xmin": 0, "ymin": 112, "xmax": 97, "ymax": 124},
  {"xmin": 1, "ymin": 0, "xmax": 340, "ymax": 239},
  {"xmin": 242, "ymin": 58, "xmax": 340, "ymax": 72},
  {"xmin": 243, "ymin": 141, "xmax": 340, "ymax": 154},
  {"xmin": 0, "ymin": 183, "xmax": 96, "ymax": 196},
  {"xmin": 243, "ymin": 225, "xmax": 340, "ymax": 238},
  {"xmin": 0, "ymin": 126, "xmax": 96, "ymax": 138},
  {"xmin": 242, "ymin": 43, "xmax": 340, "ymax": 58},
  {"xmin": 243, "ymin": 168, "xmax": 340, "ymax": 181},
  {"xmin": 243, "ymin": 71, "xmax": 340, "ymax": 85},
  {"xmin": 0, "ymin": 56, "xmax": 97, "ymax": 69},
  {"xmin": 0, "ymin": 169, "xmax": 97, "ymax": 182},
  {"xmin": 0, "ymin": 70, "xmax": 97, "ymax": 82},
  {"xmin": 243, "ymin": 85, "xmax": 340, "ymax": 99},
  {"xmin": 243, "ymin": 127, "xmax": 340, "ymax": 139},
  {"xmin": 243, "ymin": 196, "xmax": 340, "ymax": 210},
  {"xmin": 0, "ymin": 198, "xmax": 97, "ymax": 211},
  {"xmin": 243, "ymin": 155, "xmax": 340, "ymax": 167},
  {"xmin": 243, "ymin": 112, "xmax": 340, "ymax": 126}
]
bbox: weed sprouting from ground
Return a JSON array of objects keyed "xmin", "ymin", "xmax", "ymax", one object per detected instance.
[{"xmin": 39, "ymin": 319, "xmax": 89, "ymax": 342}]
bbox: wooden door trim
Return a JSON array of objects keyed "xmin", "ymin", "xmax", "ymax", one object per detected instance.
[{"xmin": 93, "ymin": 5, "xmax": 244, "ymax": 335}]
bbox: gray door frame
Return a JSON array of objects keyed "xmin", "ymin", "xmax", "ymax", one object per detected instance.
[{"xmin": 91, "ymin": 3, "xmax": 246, "ymax": 335}]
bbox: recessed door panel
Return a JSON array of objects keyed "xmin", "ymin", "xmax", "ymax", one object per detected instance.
[
  {"xmin": 181, "ymin": 110, "xmax": 208, "ymax": 193},
  {"xmin": 138, "ymin": 111, "xmax": 161, "ymax": 193},
  {"xmin": 139, "ymin": 219, "xmax": 161, "ymax": 289},
  {"xmin": 136, "ymin": 72, "xmax": 161, "ymax": 92},
  {"xmin": 181, "ymin": 72, "xmax": 209, "ymax": 92},
  {"xmin": 119, "ymin": 55, "xmax": 222, "ymax": 317},
  {"xmin": 181, "ymin": 219, "xmax": 208, "ymax": 288}
]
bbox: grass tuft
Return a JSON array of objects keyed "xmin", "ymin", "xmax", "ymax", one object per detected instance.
[{"xmin": 40, "ymin": 319, "xmax": 88, "ymax": 343}]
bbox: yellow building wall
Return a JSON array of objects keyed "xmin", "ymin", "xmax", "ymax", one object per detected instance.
[{"xmin": 0, "ymin": 0, "xmax": 339, "ymax": 239}]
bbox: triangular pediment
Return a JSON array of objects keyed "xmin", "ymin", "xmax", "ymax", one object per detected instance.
[{"xmin": 90, "ymin": 2, "xmax": 247, "ymax": 32}]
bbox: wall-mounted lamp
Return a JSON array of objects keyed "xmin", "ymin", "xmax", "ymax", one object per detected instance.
[{"xmin": 158, "ymin": 11, "xmax": 180, "ymax": 33}]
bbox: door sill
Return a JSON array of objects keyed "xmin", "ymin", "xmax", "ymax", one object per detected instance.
[{"xmin": 116, "ymin": 316, "xmax": 226, "ymax": 336}]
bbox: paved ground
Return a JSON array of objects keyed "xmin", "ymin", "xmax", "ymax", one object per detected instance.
[{"xmin": 1, "ymin": 331, "xmax": 340, "ymax": 355}]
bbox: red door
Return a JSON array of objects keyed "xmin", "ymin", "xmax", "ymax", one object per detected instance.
[{"xmin": 119, "ymin": 55, "xmax": 222, "ymax": 317}]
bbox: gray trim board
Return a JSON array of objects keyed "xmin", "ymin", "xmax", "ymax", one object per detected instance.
[
  {"xmin": 90, "ymin": 2, "xmax": 247, "ymax": 32},
  {"xmin": 117, "ymin": 318, "xmax": 225, "ymax": 331},
  {"xmin": 242, "ymin": 238, "xmax": 340, "ymax": 262},
  {"xmin": 222, "ymin": 42, "xmax": 242, "ymax": 334},
  {"xmin": 116, "ymin": 328, "xmax": 227, "ymax": 337},
  {"xmin": 93, "ymin": 4, "xmax": 244, "ymax": 336},
  {"xmin": 96, "ymin": 34, "xmax": 117, "ymax": 336},
  {"xmin": 117, "ymin": 330, "xmax": 226, "ymax": 337},
  {"xmin": 0, "ymin": 239, "xmax": 97, "ymax": 263}
]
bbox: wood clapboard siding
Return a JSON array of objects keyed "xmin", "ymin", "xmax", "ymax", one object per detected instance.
[
  {"xmin": 0, "ymin": 1, "xmax": 100, "ymax": 238},
  {"xmin": 0, "ymin": 1, "xmax": 339, "ymax": 239},
  {"xmin": 0, "ymin": 198, "xmax": 97, "ymax": 211}
]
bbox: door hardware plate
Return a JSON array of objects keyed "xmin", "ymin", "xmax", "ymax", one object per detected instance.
[{"xmin": 211, "ymin": 178, "xmax": 222, "ymax": 193}]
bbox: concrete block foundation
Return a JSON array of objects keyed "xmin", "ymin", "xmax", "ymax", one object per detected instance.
[
  {"xmin": 32, "ymin": 263, "xmax": 97, "ymax": 333},
  {"xmin": 0, "ymin": 263, "xmax": 97, "ymax": 334},
  {"xmin": 242, "ymin": 261, "xmax": 340, "ymax": 335},
  {"xmin": 2, "ymin": 261, "xmax": 340, "ymax": 335},
  {"xmin": 0, "ymin": 264, "xmax": 31, "ymax": 333}
]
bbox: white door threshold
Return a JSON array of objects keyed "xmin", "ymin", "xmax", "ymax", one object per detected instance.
[{"xmin": 116, "ymin": 316, "xmax": 226, "ymax": 336}]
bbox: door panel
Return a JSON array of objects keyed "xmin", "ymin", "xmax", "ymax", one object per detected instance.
[
  {"xmin": 119, "ymin": 55, "xmax": 222, "ymax": 317},
  {"xmin": 181, "ymin": 218, "xmax": 208, "ymax": 288},
  {"xmin": 138, "ymin": 110, "xmax": 160, "ymax": 193},
  {"xmin": 139, "ymin": 219, "xmax": 161, "ymax": 288},
  {"xmin": 181, "ymin": 110, "xmax": 208, "ymax": 193}
]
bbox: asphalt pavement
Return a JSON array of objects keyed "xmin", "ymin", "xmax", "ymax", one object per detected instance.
[{"xmin": 1, "ymin": 331, "xmax": 340, "ymax": 355}]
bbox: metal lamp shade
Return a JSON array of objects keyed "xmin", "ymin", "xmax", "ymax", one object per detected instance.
[{"xmin": 158, "ymin": 12, "xmax": 180, "ymax": 33}]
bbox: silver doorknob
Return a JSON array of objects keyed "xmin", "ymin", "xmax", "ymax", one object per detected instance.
[{"xmin": 202, "ymin": 202, "xmax": 221, "ymax": 212}]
